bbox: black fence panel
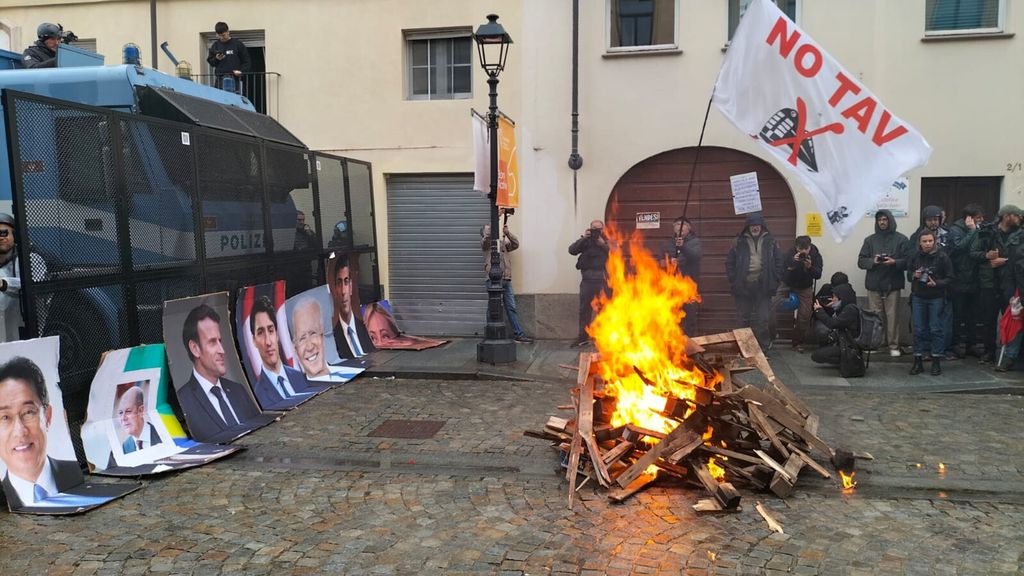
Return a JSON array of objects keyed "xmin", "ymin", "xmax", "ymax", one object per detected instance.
[{"xmin": 3, "ymin": 90, "xmax": 379, "ymax": 436}]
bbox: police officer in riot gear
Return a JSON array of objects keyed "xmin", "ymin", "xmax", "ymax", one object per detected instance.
[{"xmin": 22, "ymin": 23, "xmax": 65, "ymax": 69}]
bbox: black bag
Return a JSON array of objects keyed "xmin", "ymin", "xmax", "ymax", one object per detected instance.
[
  {"xmin": 853, "ymin": 306, "xmax": 885, "ymax": 351},
  {"xmin": 839, "ymin": 338, "xmax": 866, "ymax": 378}
]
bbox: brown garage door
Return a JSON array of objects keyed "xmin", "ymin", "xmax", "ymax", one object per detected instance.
[{"xmin": 606, "ymin": 146, "xmax": 797, "ymax": 337}]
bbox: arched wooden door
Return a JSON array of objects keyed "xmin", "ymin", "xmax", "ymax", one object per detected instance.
[{"xmin": 606, "ymin": 146, "xmax": 797, "ymax": 337}]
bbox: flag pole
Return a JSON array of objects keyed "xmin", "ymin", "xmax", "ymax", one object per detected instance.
[{"xmin": 681, "ymin": 88, "xmax": 716, "ymax": 221}]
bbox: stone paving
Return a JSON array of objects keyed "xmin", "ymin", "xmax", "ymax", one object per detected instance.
[{"xmin": 2, "ymin": 376, "xmax": 1023, "ymax": 575}]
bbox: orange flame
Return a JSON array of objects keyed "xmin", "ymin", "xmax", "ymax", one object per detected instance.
[
  {"xmin": 840, "ymin": 470, "xmax": 857, "ymax": 490},
  {"xmin": 708, "ymin": 457, "xmax": 726, "ymax": 482},
  {"xmin": 589, "ymin": 225, "xmax": 720, "ymax": 435}
]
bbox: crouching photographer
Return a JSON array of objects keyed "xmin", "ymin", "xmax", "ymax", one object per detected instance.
[{"xmin": 810, "ymin": 283, "xmax": 863, "ymax": 376}]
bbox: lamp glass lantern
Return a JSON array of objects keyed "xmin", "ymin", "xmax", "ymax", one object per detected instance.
[{"xmin": 473, "ymin": 14, "xmax": 513, "ymax": 76}]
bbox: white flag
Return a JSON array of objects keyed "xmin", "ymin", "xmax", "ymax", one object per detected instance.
[
  {"xmin": 472, "ymin": 111, "xmax": 490, "ymax": 194},
  {"xmin": 713, "ymin": 0, "xmax": 932, "ymax": 241}
]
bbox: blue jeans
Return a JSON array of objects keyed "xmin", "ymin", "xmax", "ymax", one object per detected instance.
[
  {"xmin": 485, "ymin": 279, "xmax": 525, "ymax": 337},
  {"xmin": 912, "ymin": 296, "xmax": 945, "ymax": 357}
]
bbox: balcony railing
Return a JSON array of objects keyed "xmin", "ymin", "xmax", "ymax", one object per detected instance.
[{"xmin": 190, "ymin": 71, "xmax": 281, "ymax": 119}]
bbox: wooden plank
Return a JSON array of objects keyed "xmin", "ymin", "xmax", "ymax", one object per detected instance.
[
  {"xmin": 769, "ymin": 379, "xmax": 813, "ymax": 419},
  {"xmin": 738, "ymin": 387, "xmax": 834, "ymax": 457},
  {"xmin": 718, "ymin": 368, "xmax": 734, "ymax": 394},
  {"xmin": 577, "ymin": 369, "xmax": 611, "ymax": 488},
  {"xmin": 700, "ymin": 445, "xmax": 764, "ymax": 466},
  {"xmin": 665, "ymin": 436, "xmax": 705, "ymax": 465},
  {"xmin": 607, "ymin": 471, "xmax": 657, "ymax": 503},
  {"xmin": 803, "ymin": 414, "xmax": 820, "ymax": 436},
  {"xmin": 693, "ymin": 498, "xmax": 742, "ymax": 515},
  {"xmin": 546, "ymin": 416, "xmax": 570, "ymax": 432},
  {"xmin": 755, "ymin": 501, "xmax": 785, "ymax": 534},
  {"xmin": 733, "ymin": 328, "xmax": 777, "ymax": 382},
  {"xmin": 786, "ymin": 443, "xmax": 831, "ymax": 479},
  {"xmin": 690, "ymin": 332, "xmax": 737, "ymax": 346},
  {"xmin": 769, "ymin": 454, "xmax": 805, "ymax": 498},
  {"xmin": 691, "ymin": 460, "xmax": 742, "ymax": 509},
  {"xmin": 753, "ymin": 449, "xmax": 793, "ymax": 482},
  {"xmin": 616, "ymin": 423, "xmax": 701, "ymax": 488},
  {"xmin": 748, "ymin": 404, "xmax": 790, "ymax": 460},
  {"xmin": 602, "ymin": 440, "xmax": 635, "ymax": 466},
  {"xmin": 566, "ymin": 431, "xmax": 583, "ymax": 509}
]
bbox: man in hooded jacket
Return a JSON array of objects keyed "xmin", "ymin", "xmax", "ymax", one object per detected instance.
[
  {"xmin": 725, "ymin": 213, "xmax": 782, "ymax": 350},
  {"xmin": 660, "ymin": 216, "xmax": 702, "ymax": 335},
  {"xmin": 857, "ymin": 209, "xmax": 910, "ymax": 357},
  {"xmin": 946, "ymin": 204, "xmax": 984, "ymax": 356}
]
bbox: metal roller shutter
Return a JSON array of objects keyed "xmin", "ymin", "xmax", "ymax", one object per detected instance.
[{"xmin": 386, "ymin": 174, "xmax": 489, "ymax": 336}]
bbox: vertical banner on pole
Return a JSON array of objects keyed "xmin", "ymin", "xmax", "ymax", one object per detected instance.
[
  {"xmin": 472, "ymin": 110, "xmax": 490, "ymax": 195},
  {"xmin": 497, "ymin": 114, "xmax": 519, "ymax": 208}
]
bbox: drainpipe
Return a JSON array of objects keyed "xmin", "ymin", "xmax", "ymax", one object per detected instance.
[
  {"xmin": 568, "ymin": 0, "xmax": 583, "ymax": 212},
  {"xmin": 150, "ymin": 0, "xmax": 158, "ymax": 69}
]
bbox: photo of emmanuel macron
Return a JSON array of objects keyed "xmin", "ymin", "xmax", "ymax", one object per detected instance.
[
  {"xmin": 0, "ymin": 356, "xmax": 82, "ymax": 509},
  {"xmin": 116, "ymin": 386, "xmax": 162, "ymax": 454},
  {"xmin": 176, "ymin": 304, "xmax": 261, "ymax": 442}
]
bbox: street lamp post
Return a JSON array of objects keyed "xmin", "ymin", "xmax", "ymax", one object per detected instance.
[{"xmin": 474, "ymin": 14, "xmax": 516, "ymax": 365}]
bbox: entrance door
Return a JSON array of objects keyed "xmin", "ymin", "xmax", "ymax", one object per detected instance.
[
  {"xmin": 921, "ymin": 177, "xmax": 1002, "ymax": 225},
  {"xmin": 386, "ymin": 174, "xmax": 489, "ymax": 336},
  {"xmin": 606, "ymin": 146, "xmax": 797, "ymax": 337}
]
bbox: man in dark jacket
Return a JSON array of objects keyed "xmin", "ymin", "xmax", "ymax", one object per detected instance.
[
  {"xmin": 569, "ymin": 220, "xmax": 611, "ymax": 347},
  {"xmin": 810, "ymin": 283, "xmax": 861, "ymax": 369},
  {"xmin": 725, "ymin": 213, "xmax": 782, "ymax": 350},
  {"xmin": 857, "ymin": 209, "xmax": 910, "ymax": 358},
  {"xmin": 769, "ymin": 235, "xmax": 822, "ymax": 352},
  {"xmin": 206, "ymin": 22, "xmax": 251, "ymax": 91},
  {"xmin": 21, "ymin": 23, "xmax": 63, "ymax": 69},
  {"xmin": 906, "ymin": 230, "xmax": 954, "ymax": 376},
  {"xmin": 946, "ymin": 204, "xmax": 984, "ymax": 357},
  {"xmin": 660, "ymin": 217, "xmax": 702, "ymax": 335},
  {"xmin": 971, "ymin": 205, "xmax": 1022, "ymax": 366},
  {"xmin": 910, "ymin": 205, "xmax": 955, "ymax": 358}
]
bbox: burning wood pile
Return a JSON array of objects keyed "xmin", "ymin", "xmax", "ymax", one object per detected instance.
[{"xmin": 525, "ymin": 229, "xmax": 862, "ymax": 512}]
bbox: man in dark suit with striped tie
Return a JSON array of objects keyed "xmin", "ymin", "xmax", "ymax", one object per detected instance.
[{"xmin": 176, "ymin": 305, "xmax": 260, "ymax": 443}]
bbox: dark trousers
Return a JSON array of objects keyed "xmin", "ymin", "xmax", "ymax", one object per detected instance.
[
  {"xmin": 811, "ymin": 344, "xmax": 841, "ymax": 365},
  {"xmin": 951, "ymin": 291, "xmax": 978, "ymax": 348},
  {"xmin": 578, "ymin": 277, "xmax": 608, "ymax": 340},
  {"xmin": 735, "ymin": 283, "xmax": 772, "ymax": 349},
  {"xmin": 682, "ymin": 302, "xmax": 698, "ymax": 336},
  {"xmin": 979, "ymin": 287, "xmax": 1001, "ymax": 356}
]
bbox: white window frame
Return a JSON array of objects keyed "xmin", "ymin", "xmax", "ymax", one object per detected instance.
[
  {"xmin": 606, "ymin": 0, "xmax": 680, "ymax": 54},
  {"xmin": 924, "ymin": 0, "xmax": 1005, "ymax": 36},
  {"xmin": 727, "ymin": 0, "xmax": 801, "ymax": 41},
  {"xmin": 404, "ymin": 28, "xmax": 473, "ymax": 101}
]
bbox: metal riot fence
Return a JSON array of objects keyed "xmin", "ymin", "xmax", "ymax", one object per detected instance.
[{"xmin": 3, "ymin": 90, "xmax": 380, "ymax": 435}]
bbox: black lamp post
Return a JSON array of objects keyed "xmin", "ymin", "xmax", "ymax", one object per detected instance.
[{"xmin": 475, "ymin": 14, "xmax": 516, "ymax": 365}]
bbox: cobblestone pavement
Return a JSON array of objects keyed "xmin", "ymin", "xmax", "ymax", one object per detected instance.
[{"xmin": 1, "ymin": 377, "xmax": 1022, "ymax": 575}]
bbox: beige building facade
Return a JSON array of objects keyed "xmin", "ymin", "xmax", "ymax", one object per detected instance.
[{"xmin": 2, "ymin": 0, "xmax": 1021, "ymax": 337}]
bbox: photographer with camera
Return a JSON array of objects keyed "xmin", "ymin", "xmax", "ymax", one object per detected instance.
[
  {"xmin": 569, "ymin": 220, "xmax": 612, "ymax": 347},
  {"xmin": 906, "ymin": 229, "xmax": 953, "ymax": 375},
  {"xmin": 206, "ymin": 22, "xmax": 251, "ymax": 91},
  {"xmin": 22, "ymin": 23, "xmax": 76, "ymax": 69},
  {"xmin": 768, "ymin": 235, "xmax": 822, "ymax": 352},
  {"xmin": 660, "ymin": 217, "xmax": 702, "ymax": 335},
  {"xmin": 857, "ymin": 209, "xmax": 910, "ymax": 358},
  {"xmin": 946, "ymin": 204, "xmax": 985, "ymax": 357},
  {"xmin": 810, "ymin": 283, "xmax": 863, "ymax": 376}
]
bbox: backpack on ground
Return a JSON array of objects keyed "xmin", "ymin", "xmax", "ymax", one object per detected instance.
[{"xmin": 853, "ymin": 306, "xmax": 885, "ymax": 351}]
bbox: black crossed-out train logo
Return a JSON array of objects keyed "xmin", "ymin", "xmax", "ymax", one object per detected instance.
[{"xmin": 754, "ymin": 97, "xmax": 844, "ymax": 173}]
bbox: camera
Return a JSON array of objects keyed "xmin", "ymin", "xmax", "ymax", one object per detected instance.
[
  {"xmin": 797, "ymin": 252, "xmax": 810, "ymax": 261},
  {"xmin": 61, "ymin": 29, "xmax": 78, "ymax": 44},
  {"xmin": 878, "ymin": 253, "xmax": 889, "ymax": 260},
  {"xmin": 919, "ymin": 267, "xmax": 934, "ymax": 284}
]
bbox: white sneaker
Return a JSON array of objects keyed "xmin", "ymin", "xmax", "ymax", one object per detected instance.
[{"xmin": 889, "ymin": 349, "xmax": 901, "ymax": 358}]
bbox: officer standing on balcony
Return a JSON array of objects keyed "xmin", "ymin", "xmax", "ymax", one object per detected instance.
[{"xmin": 206, "ymin": 22, "xmax": 251, "ymax": 91}]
